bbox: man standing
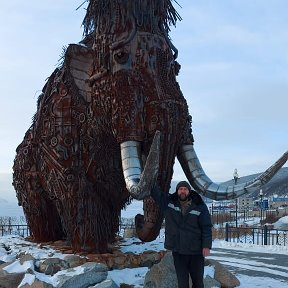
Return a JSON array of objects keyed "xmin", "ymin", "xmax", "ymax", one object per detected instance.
[{"xmin": 151, "ymin": 181, "xmax": 212, "ymax": 288}]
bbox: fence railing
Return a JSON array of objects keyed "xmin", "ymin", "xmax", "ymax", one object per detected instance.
[
  {"xmin": 0, "ymin": 225, "xmax": 30, "ymax": 237},
  {"xmin": 222, "ymin": 223, "xmax": 288, "ymax": 246},
  {"xmin": 209, "ymin": 207, "xmax": 282, "ymax": 225},
  {"xmin": 1, "ymin": 222, "xmax": 287, "ymax": 247}
]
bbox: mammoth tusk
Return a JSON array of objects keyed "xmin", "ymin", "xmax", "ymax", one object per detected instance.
[
  {"xmin": 177, "ymin": 144, "xmax": 288, "ymax": 200},
  {"xmin": 120, "ymin": 131, "xmax": 161, "ymax": 200}
]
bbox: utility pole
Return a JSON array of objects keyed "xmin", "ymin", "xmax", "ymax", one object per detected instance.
[{"xmin": 260, "ymin": 189, "xmax": 263, "ymax": 224}]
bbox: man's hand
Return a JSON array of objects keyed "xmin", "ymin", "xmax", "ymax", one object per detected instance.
[{"xmin": 202, "ymin": 248, "xmax": 210, "ymax": 257}]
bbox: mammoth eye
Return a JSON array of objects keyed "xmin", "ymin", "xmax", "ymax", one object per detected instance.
[{"xmin": 114, "ymin": 51, "xmax": 129, "ymax": 64}]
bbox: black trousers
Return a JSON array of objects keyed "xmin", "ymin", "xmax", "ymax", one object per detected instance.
[{"xmin": 172, "ymin": 252, "xmax": 204, "ymax": 288}]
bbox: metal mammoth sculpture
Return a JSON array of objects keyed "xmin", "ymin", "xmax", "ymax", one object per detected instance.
[{"xmin": 13, "ymin": 0, "xmax": 288, "ymax": 253}]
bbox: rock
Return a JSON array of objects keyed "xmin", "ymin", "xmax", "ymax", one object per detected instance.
[
  {"xmin": 85, "ymin": 250, "xmax": 163, "ymax": 270},
  {"xmin": 0, "ymin": 272, "xmax": 25, "ymax": 288},
  {"xmin": 21, "ymin": 279, "xmax": 54, "ymax": 287},
  {"xmin": 18, "ymin": 253, "xmax": 36, "ymax": 265},
  {"xmin": 111, "ymin": 254, "xmax": 127, "ymax": 269},
  {"xmin": 126, "ymin": 253, "xmax": 142, "ymax": 268},
  {"xmin": 207, "ymin": 259, "xmax": 240, "ymax": 288},
  {"xmin": 64, "ymin": 254, "xmax": 87, "ymax": 268},
  {"xmin": 44, "ymin": 263, "xmax": 61, "ymax": 275},
  {"xmin": 140, "ymin": 251, "xmax": 161, "ymax": 268},
  {"xmin": 38, "ymin": 258, "xmax": 69, "ymax": 275},
  {"xmin": 0, "ymin": 262, "xmax": 25, "ymax": 288},
  {"xmin": 56, "ymin": 262, "xmax": 108, "ymax": 288},
  {"xmin": 144, "ymin": 252, "xmax": 178, "ymax": 288},
  {"xmin": 144, "ymin": 252, "xmax": 239, "ymax": 288},
  {"xmin": 89, "ymin": 279, "xmax": 119, "ymax": 287},
  {"xmin": 204, "ymin": 275, "xmax": 221, "ymax": 288}
]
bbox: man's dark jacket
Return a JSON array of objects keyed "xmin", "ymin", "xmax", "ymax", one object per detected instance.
[{"xmin": 151, "ymin": 186, "xmax": 212, "ymax": 255}]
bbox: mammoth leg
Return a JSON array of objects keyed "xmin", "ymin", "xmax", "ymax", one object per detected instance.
[
  {"xmin": 177, "ymin": 144, "xmax": 288, "ymax": 200},
  {"xmin": 13, "ymin": 172, "xmax": 64, "ymax": 242},
  {"xmin": 23, "ymin": 183, "xmax": 64, "ymax": 242},
  {"xmin": 12, "ymin": 134, "xmax": 64, "ymax": 242}
]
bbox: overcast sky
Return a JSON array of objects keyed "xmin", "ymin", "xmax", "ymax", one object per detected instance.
[{"xmin": 0, "ymin": 0, "xmax": 287, "ymax": 184}]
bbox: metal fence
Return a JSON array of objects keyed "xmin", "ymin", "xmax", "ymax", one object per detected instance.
[
  {"xmin": 223, "ymin": 224, "xmax": 288, "ymax": 246},
  {"xmin": 1, "ymin": 221, "xmax": 287, "ymax": 247},
  {"xmin": 0, "ymin": 224, "xmax": 30, "ymax": 237}
]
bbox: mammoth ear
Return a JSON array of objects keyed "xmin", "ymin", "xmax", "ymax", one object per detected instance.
[
  {"xmin": 177, "ymin": 144, "xmax": 288, "ymax": 200},
  {"xmin": 120, "ymin": 131, "xmax": 161, "ymax": 200},
  {"xmin": 65, "ymin": 44, "xmax": 94, "ymax": 94}
]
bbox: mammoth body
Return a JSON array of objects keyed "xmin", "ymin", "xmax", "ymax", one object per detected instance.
[
  {"xmin": 13, "ymin": 0, "xmax": 287, "ymax": 252},
  {"xmin": 13, "ymin": 1, "xmax": 193, "ymax": 252}
]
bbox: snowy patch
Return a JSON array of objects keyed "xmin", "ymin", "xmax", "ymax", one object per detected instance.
[{"xmin": 1, "ymin": 216, "xmax": 288, "ymax": 287}]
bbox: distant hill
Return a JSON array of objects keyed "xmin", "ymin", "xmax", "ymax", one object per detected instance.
[
  {"xmin": 221, "ymin": 167, "xmax": 288, "ymax": 199},
  {"xmin": 171, "ymin": 167, "xmax": 288, "ymax": 200}
]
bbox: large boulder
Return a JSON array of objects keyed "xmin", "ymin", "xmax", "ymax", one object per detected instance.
[
  {"xmin": 206, "ymin": 259, "xmax": 240, "ymax": 288},
  {"xmin": 203, "ymin": 275, "xmax": 221, "ymax": 288},
  {"xmin": 0, "ymin": 262, "xmax": 25, "ymax": 288},
  {"xmin": 143, "ymin": 252, "xmax": 178, "ymax": 288},
  {"xmin": 144, "ymin": 251, "xmax": 239, "ymax": 288},
  {"xmin": 56, "ymin": 262, "xmax": 108, "ymax": 288},
  {"xmin": 63, "ymin": 254, "xmax": 87, "ymax": 268},
  {"xmin": 38, "ymin": 257, "xmax": 69, "ymax": 275}
]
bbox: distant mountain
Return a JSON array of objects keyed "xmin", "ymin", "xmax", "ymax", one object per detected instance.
[
  {"xmin": 222, "ymin": 167, "xmax": 288, "ymax": 199},
  {"xmin": 170, "ymin": 167, "xmax": 288, "ymax": 200}
]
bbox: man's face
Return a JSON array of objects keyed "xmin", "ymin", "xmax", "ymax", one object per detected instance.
[{"xmin": 177, "ymin": 186, "xmax": 190, "ymax": 201}]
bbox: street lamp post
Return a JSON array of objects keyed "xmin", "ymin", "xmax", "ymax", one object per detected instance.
[
  {"xmin": 233, "ymin": 168, "xmax": 239, "ymax": 185},
  {"xmin": 259, "ymin": 189, "xmax": 263, "ymax": 224},
  {"xmin": 235, "ymin": 198, "xmax": 238, "ymax": 228}
]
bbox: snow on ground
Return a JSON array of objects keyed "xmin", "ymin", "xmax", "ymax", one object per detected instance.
[
  {"xmin": 1, "ymin": 230, "xmax": 288, "ymax": 287},
  {"xmin": 235, "ymin": 274, "xmax": 288, "ymax": 288},
  {"xmin": 0, "ymin": 201, "xmax": 288, "ymax": 287},
  {"xmin": 273, "ymin": 215, "xmax": 288, "ymax": 229},
  {"xmin": 213, "ymin": 239, "xmax": 288, "ymax": 255}
]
